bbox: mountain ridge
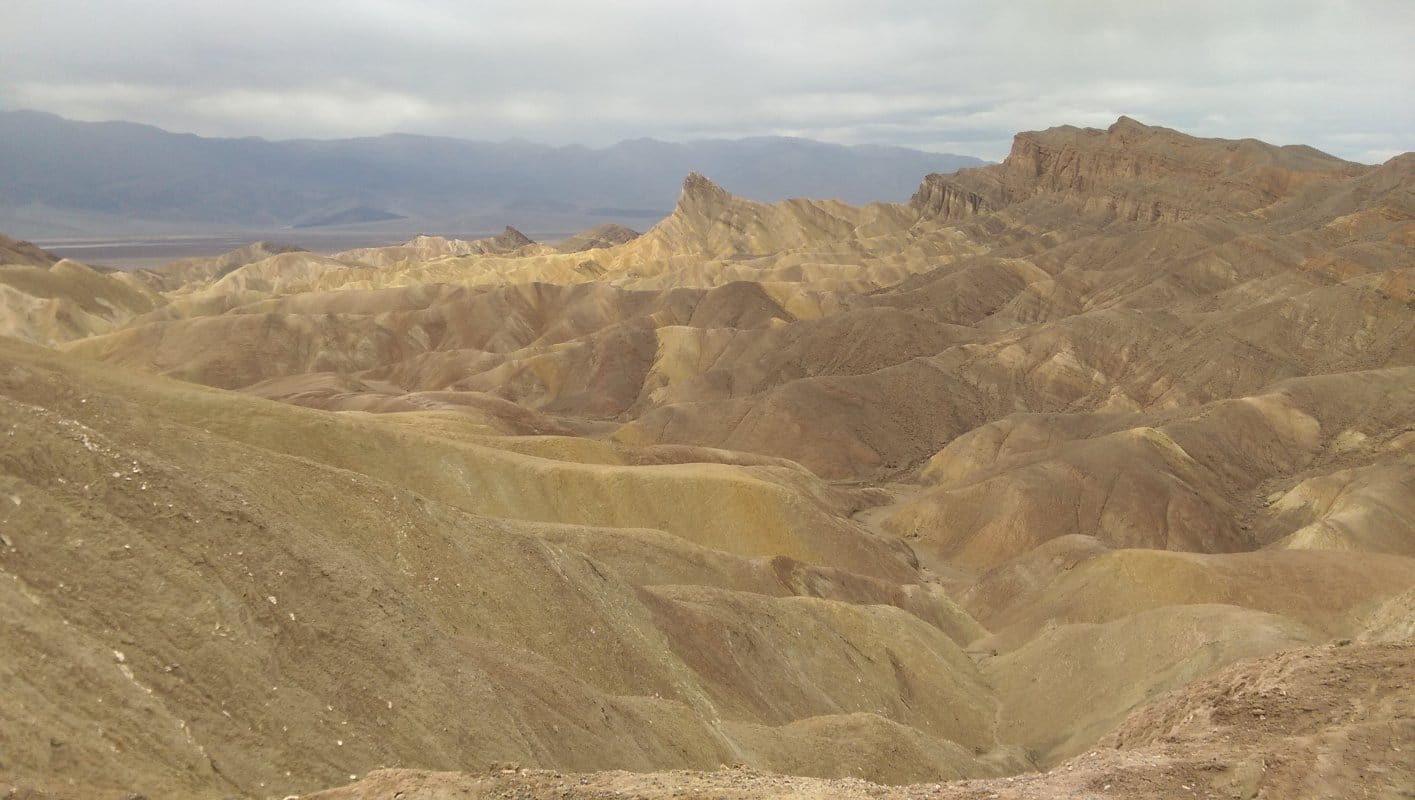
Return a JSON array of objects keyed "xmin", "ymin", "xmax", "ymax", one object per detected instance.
[
  {"xmin": 0, "ymin": 110, "xmax": 985, "ymax": 235},
  {"xmin": 912, "ymin": 115, "xmax": 1370, "ymax": 224}
]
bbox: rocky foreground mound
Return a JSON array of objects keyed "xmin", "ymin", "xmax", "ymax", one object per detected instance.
[{"xmin": 305, "ymin": 641, "xmax": 1414, "ymax": 800}]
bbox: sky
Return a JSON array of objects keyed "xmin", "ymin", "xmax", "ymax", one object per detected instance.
[{"xmin": 3, "ymin": 0, "xmax": 1412, "ymax": 163}]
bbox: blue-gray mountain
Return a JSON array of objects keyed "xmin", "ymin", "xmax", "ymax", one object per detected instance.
[{"xmin": 0, "ymin": 110, "xmax": 983, "ymax": 234}]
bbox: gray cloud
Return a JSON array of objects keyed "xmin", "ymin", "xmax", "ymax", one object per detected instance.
[{"xmin": 3, "ymin": 0, "xmax": 1412, "ymax": 162}]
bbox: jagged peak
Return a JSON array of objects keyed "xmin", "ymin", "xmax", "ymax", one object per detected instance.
[
  {"xmin": 680, "ymin": 172, "xmax": 730, "ymax": 205},
  {"xmin": 497, "ymin": 225, "xmax": 533, "ymax": 246}
]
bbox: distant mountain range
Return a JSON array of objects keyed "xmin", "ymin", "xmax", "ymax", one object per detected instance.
[{"xmin": 0, "ymin": 110, "xmax": 984, "ymax": 236}]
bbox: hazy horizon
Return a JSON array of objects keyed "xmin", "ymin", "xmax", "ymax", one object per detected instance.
[
  {"xmin": 0, "ymin": 107, "xmax": 993, "ymax": 159},
  {"xmin": 5, "ymin": 0, "xmax": 1411, "ymax": 164}
]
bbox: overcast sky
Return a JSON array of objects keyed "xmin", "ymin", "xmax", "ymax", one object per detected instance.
[{"xmin": 3, "ymin": 0, "xmax": 1411, "ymax": 163}]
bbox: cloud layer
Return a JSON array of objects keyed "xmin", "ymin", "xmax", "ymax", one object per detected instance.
[{"xmin": 4, "ymin": 0, "xmax": 1411, "ymax": 162}]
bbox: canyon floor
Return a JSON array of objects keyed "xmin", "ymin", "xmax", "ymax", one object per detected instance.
[{"xmin": 1, "ymin": 117, "xmax": 1412, "ymax": 799}]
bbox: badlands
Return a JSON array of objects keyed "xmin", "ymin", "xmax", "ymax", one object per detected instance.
[{"xmin": 0, "ymin": 117, "xmax": 1411, "ymax": 799}]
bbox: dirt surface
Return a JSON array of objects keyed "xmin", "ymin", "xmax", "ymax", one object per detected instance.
[
  {"xmin": 1, "ymin": 117, "xmax": 1411, "ymax": 799},
  {"xmin": 296, "ymin": 643, "xmax": 1414, "ymax": 800}
]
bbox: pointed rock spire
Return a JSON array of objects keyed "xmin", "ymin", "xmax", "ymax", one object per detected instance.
[
  {"xmin": 494, "ymin": 226, "xmax": 534, "ymax": 249},
  {"xmin": 680, "ymin": 172, "xmax": 730, "ymax": 206}
]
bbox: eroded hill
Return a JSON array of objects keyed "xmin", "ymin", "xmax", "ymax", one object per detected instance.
[{"xmin": 0, "ymin": 117, "xmax": 1411, "ymax": 799}]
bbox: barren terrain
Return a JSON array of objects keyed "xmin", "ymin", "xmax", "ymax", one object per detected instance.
[{"xmin": 1, "ymin": 117, "xmax": 1411, "ymax": 799}]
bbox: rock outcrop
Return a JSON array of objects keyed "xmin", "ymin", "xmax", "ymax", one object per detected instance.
[
  {"xmin": 335, "ymin": 227, "xmax": 544, "ymax": 267},
  {"xmin": 0, "ymin": 232, "xmax": 60, "ymax": 267},
  {"xmin": 915, "ymin": 116, "xmax": 1368, "ymax": 224},
  {"xmin": 557, "ymin": 223, "xmax": 642, "ymax": 253}
]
